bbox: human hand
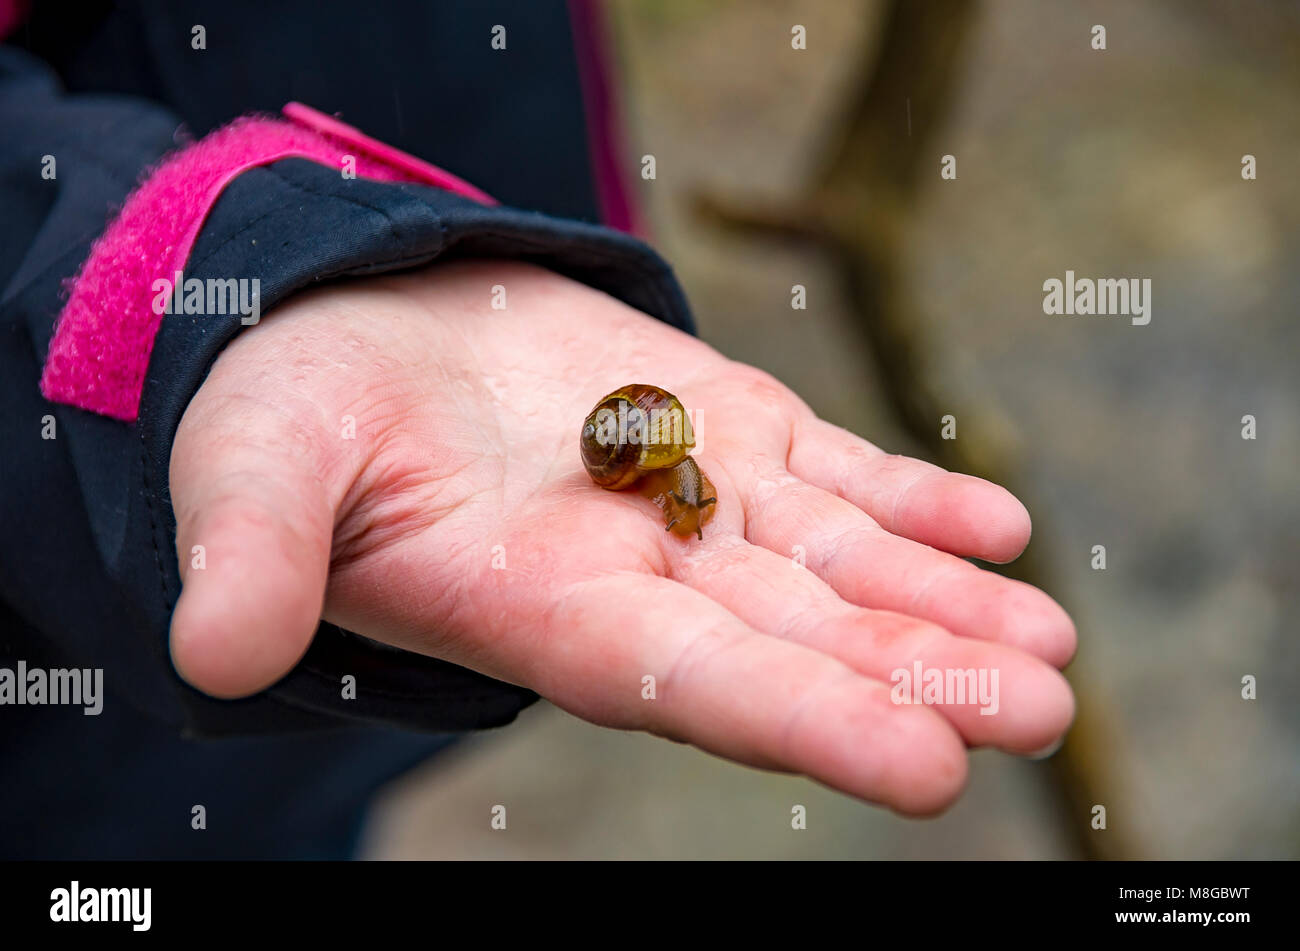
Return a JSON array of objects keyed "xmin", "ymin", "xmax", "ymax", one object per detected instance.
[{"xmin": 169, "ymin": 260, "xmax": 1075, "ymax": 815}]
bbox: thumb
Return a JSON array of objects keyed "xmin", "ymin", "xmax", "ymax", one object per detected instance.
[{"xmin": 168, "ymin": 401, "xmax": 338, "ymax": 699}]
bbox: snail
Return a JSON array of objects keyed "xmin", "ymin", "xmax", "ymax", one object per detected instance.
[{"xmin": 580, "ymin": 384, "xmax": 717, "ymax": 540}]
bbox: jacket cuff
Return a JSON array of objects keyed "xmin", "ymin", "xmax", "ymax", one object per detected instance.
[{"xmin": 39, "ymin": 102, "xmax": 494, "ymax": 423}]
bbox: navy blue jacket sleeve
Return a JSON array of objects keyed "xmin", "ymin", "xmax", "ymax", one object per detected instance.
[{"xmin": 0, "ymin": 46, "xmax": 695, "ymax": 737}]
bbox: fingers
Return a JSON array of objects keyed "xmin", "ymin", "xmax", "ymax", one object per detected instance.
[
  {"xmin": 788, "ymin": 416, "xmax": 1032, "ymax": 563},
  {"xmin": 665, "ymin": 537, "xmax": 1075, "ymax": 753},
  {"xmin": 168, "ymin": 397, "xmax": 338, "ymax": 698},
  {"xmin": 523, "ymin": 573, "xmax": 969, "ymax": 815},
  {"xmin": 727, "ymin": 459, "xmax": 1077, "ymax": 668}
]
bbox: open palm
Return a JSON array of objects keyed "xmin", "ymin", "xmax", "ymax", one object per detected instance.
[{"xmin": 170, "ymin": 261, "xmax": 1075, "ymax": 815}]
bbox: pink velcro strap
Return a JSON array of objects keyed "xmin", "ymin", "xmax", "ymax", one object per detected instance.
[{"xmin": 39, "ymin": 102, "xmax": 494, "ymax": 423}]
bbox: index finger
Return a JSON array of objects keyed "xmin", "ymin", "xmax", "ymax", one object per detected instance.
[{"xmin": 789, "ymin": 416, "xmax": 1033, "ymax": 564}]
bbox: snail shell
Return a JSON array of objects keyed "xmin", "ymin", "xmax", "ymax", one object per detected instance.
[
  {"xmin": 580, "ymin": 384, "xmax": 716, "ymax": 539},
  {"xmin": 580, "ymin": 384, "xmax": 696, "ymax": 489}
]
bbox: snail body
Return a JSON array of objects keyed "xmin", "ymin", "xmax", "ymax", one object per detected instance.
[
  {"xmin": 639, "ymin": 456, "xmax": 717, "ymax": 540},
  {"xmin": 580, "ymin": 384, "xmax": 717, "ymax": 539}
]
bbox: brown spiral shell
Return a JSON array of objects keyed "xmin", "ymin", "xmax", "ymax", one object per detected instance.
[{"xmin": 580, "ymin": 384, "xmax": 695, "ymax": 490}]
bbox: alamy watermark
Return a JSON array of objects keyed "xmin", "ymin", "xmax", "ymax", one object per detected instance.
[
  {"xmin": 50, "ymin": 881, "xmax": 150, "ymax": 931},
  {"xmin": 0, "ymin": 661, "xmax": 103, "ymax": 715},
  {"xmin": 1043, "ymin": 270, "xmax": 1151, "ymax": 325},
  {"xmin": 152, "ymin": 270, "xmax": 261, "ymax": 325},
  {"xmin": 584, "ymin": 401, "xmax": 698, "ymax": 448},
  {"xmin": 890, "ymin": 661, "xmax": 999, "ymax": 716}
]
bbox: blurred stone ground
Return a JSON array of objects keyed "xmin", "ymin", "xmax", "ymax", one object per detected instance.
[{"xmin": 362, "ymin": 0, "xmax": 1300, "ymax": 858}]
